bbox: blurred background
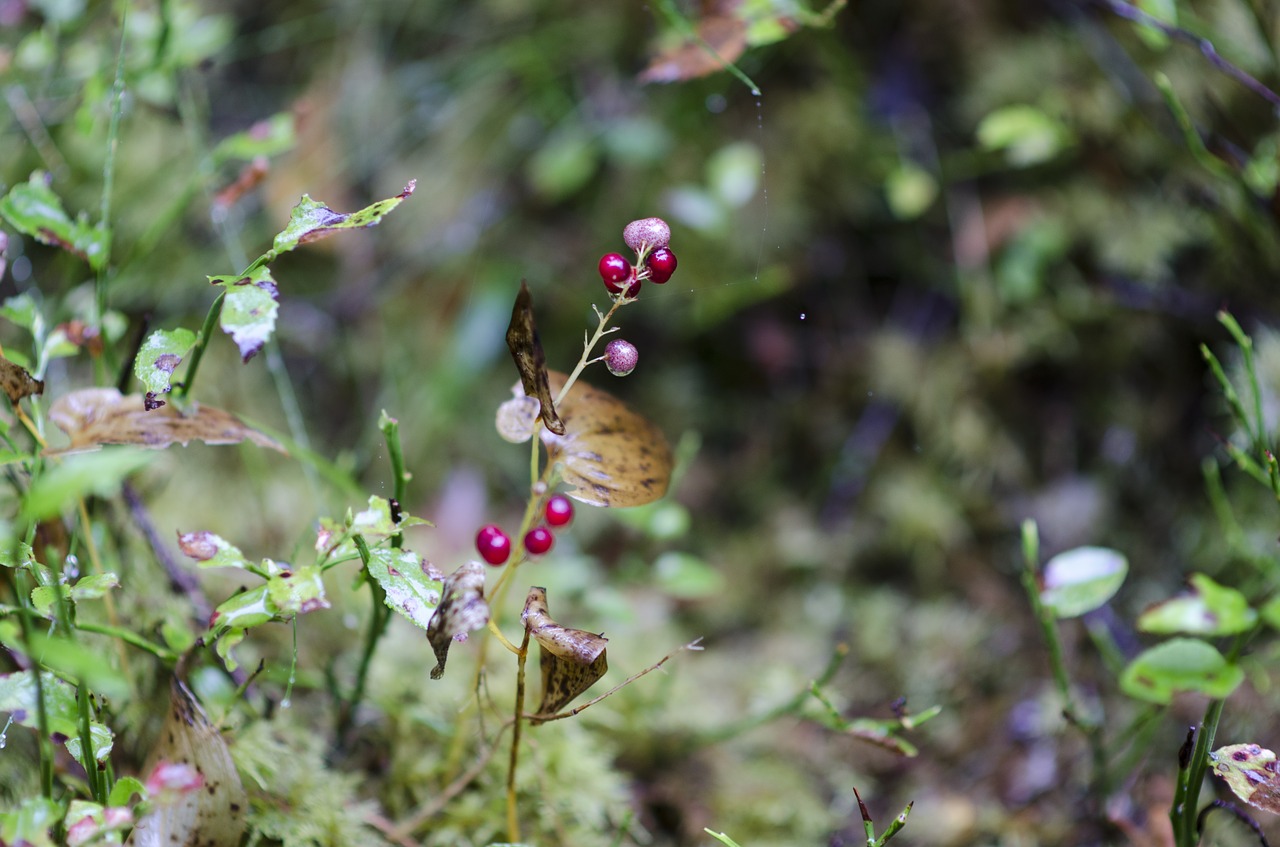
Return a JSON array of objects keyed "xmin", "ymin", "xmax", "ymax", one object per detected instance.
[{"xmin": 6, "ymin": 0, "xmax": 1280, "ymax": 844}]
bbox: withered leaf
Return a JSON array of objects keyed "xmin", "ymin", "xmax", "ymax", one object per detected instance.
[
  {"xmin": 519, "ymin": 371, "xmax": 672, "ymax": 507},
  {"xmin": 522, "ymin": 586, "xmax": 608, "ymax": 721},
  {"xmin": 505, "ymin": 281, "xmax": 565, "ymax": 436},
  {"xmin": 639, "ymin": 14, "xmax": 747, "ymax": 84},
  {"xmin": 426, "ymin": 561, "xmax": 490, "ymax": 680},
  {"xmin": 1211, "ymin": 743, "xmax": 1280, "ymax": 815},
  {"xmin": 0, "ymin": 355, "xmax": 43, "ymax": 403},
  {"xmin": 47, "ymin": 388, "xmax": 285, "ymax": 455},
  {"xmin": 127, "ymin": 678, "xmax": 247, "ymax": 847}
]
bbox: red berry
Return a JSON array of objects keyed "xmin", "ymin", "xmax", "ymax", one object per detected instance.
[
  {"xmin": 622, "ymin": 276, "xmax": 642, "ymax": 298},
  {"xmin": 524, "ymin": 525, "xmax": 554, "ymax": 556},
  {"xmin": 598, "ymin": 253, "xmax": 632, "ymax": 294},
  {"xmin": 476, "ymin": 524, "xmax": 511, "ymax": 566},
  {"xmin": 545, "ymin": 495, "xmax": 574, "ymax": 527},
  {"xmin": 646, "ymin": 247, "xmax": 677, "ymax": 283}
]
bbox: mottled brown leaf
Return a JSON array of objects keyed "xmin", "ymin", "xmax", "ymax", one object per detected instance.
[
  {"xmin": 505, "ymin": 281, "xmax": 565, "ymax": 436},
  {"xmin": 522, "ymin": 586, "xmax": 608, "ymax": 721},
  {"xmin": 426, "ymin": 561, "xmax": 490, "ymax": 680},
  {"xmin": 518, "ymin": 371, "xmax": 672, "ymax": 507},
  {"xmin": 47, "ymin": 388, "xmax": 285, "ymax": 455},
  {"xmin": 0, "ymin": 355, "xmax": 43, "ymax": 403},
  {"xmin": 1211, "ymin": 743, "xmax": 1280, "ymax": 814},
  {"xmin": 127, "ymin": 679, "xmax": 246, "ymax": 847},
  {"xmin": 638, "ymin": 14, "xmax": 747, "ymax": 84}
]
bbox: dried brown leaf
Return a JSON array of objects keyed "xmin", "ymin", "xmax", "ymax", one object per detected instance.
[
  {"xmin": 638, "ymin": 14, "xmax": 747, "ymax": 84},
  {"xmin": 524, "ymin": 372, "xmax": 673, "ymax": 507},
  {"xmin": 505, "ymin": 281, "xmax": 565, "ymax": 436},
  {"xmin": 522, "ymin": 586, "xmax": 608, "ymax": 721},
  {"xmin": 47, "ymin": 388, "xmax": 285, "ymax": 455},
  {"xmin": 127, "ymin": 679, "xmax": 246, "ymax": 847},
  {"xmin": 0, "ymin": 355, "xmax": 43, "ymax": 403},
  {"xmin": 426, "ymin": 561, "xmax": 490, "ymax": 680}
]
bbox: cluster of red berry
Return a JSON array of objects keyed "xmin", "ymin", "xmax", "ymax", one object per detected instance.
[
  {"xmin": 596, "ymin": 216, "xmax": 678, "ymax": 299},
  {"xmin": 474, "ymin": 494, "xmax": 575, "ymax": 566}
]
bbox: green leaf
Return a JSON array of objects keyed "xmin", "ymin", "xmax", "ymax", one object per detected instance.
[
  {"xmin": 264, "ymin": 564, "xmax": 330, "ymax": 616},
  {"xmin": 1119, "ymin": 638, "xmax": 1245, "ymax": 704},
  {"xmin": 270, "ymin": 181, "xmax": 416, "ymax": 255},
  {"xmin": 108, "ymin": 775, "xmax": 147, "ymax": 807},
  {"xmin": 31, "ymin": 572, "xmax": 120, "ymax": 617},
  {"xmin": 211, "ymin": 113, "xmax": 297, "ymax": 164},
  {"xmin": 526, "ymin": 126, "xmax": 600, "ymax": 202},
  {"xmin": 0, "ymin": 796, "xmax": 62, "ymax": 847},
  {"xmin": 21, "ymin": 449, "xmax": 154, "ymax": 522},
  {"xmin": 210, "ymin": 266, "xmax": 279, "ymax": 363},
  {"xmin": 1039, "ymin": 546, "xmax": 1127, "ymax": 618},
  {"xmin": 177, "ymin": 531, "xmax": 252, "ymax": 570},
  {"xmin": 885, "ymin": 162, "xmax": 938, "ymax": 220},
  {"xmin": 0, "ymin": 670, "xmax": 117, "ymax": 764},
  {"xmin": 0, "ymin": 293, "xmax": 39, "ymax": 334},
  {"xmin": 0, "ymin": 172, "xmax": 110, "ymax": 270},
  {"xmin": 1261, "ymin": 594, "xmax": 1280, "ymax": 630},
  {"xmin": 365, "ymin": 548, "xmax": 441, "ymax": 630},
  {"xmin": 209, "ymin": 586, "xmax": 277, "ymax": 672},
  {"xmin": 133, "ymin": 328, "xmax": 197, "ymax": 405},
  {"xmin": 1137, "ymin": 573, "xmax": 1258, "ymax": 635},
  {"xmin": 976, "ymin": 105, "xmax": 1071, "ymax": 167}
]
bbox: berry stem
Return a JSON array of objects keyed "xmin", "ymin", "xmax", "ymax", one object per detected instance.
[{"xmin": 555, "ymin": 298, "xmax": 627, "ymax": 406}]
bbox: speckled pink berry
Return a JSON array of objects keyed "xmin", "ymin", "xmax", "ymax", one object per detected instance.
[
  {"xmin": 623, "ymin": 217, "xmax": 671, "ymax": 252},
  {"xmin": 604, "ymin": 339, "xmax": 638, "ymax": 376}
]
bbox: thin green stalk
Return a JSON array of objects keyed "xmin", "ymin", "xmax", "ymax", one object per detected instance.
[
  {"xmin": 76, "ymin": 679, "xmax": 105, "ymax": 803},
  {"xmin": 337, "ymin": 534, "xmax": 389, "ymax": 742},
  {"xmin": 96, "ymin": 1, "xmax": 130, "ymax": 334},
  {"xmin": 75, "ymin": 621, "xmax": 178, "ymax": 662},
  {"xmin": 1174, "ymin": 699, "xmax": 1225, "ymax": 847},
  {"xmin": 14, "ymin": 574, "xmax": 54, "ymax": 798},
  {"xmin": 174, "ymin": 290, "xmax": 226, "ymax": 402}
]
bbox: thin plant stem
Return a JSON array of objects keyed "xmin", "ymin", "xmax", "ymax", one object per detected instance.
[
  {"xmin": 174, "ymin": 291, "xmax": 226, "ymax": 402},
  {"xmin": 1174, "ymin": 699, "xmax": 1226, "ymax": 846},
  {"xmin": 336, "ymin": 534, "xmax": 389, "ymax": 741},
  {"xmin": 96, "ymin": 1, "xmax": 130, "ymax": 335},
  {"xmin": 74, "ymin": 621, "xmax": 178, "ymax": 662},
  {"xmin": 554, "ymin": 298, "xmax": 627, "ymax": 407},
  {"xmin": 506, "ymin": 625, "xmax": 531, "ymax": 844},
  {"xmin": 77, "ymin": 498, "xmax": 133, "ymax": 688}
]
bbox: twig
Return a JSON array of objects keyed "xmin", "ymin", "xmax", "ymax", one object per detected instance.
[
  {"xmin": 1094, "ymin": 0, "xmax": 1280, "ymax": 112},
  {"xmin": 122, "ymin": 482, "xmax": 211, "ymax": 623}
]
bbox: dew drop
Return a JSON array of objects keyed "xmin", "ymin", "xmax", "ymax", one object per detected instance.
[
  {"xmin": 799, "ymin": 313, "xmax": 806, "ymax": 321},
  {"xmin": 279, "ymin": 697, "xmax": 291, "ymax": 710}
]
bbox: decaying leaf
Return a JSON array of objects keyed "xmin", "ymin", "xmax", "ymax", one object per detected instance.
[
  {"xmin": 639, "ymin": 13, "xmax": 748, "ymax": 84},
  {"xmin": 522, "ymin": 586, "xmax": 608, "ymax": 721},
  {"xmin": 127, "ymin": 679, "xmax": 247, "ymax": 847},
  {"xmin": 47, "ymin": 388, "xmax": 285, "ymax": 455},
  {"xmin": 505, "ymin": 280, "xmax": 565, "ymax": 436},
  {"xmin": 0, "ymin": 355, "xmax": 43, "ymax": 403},
  {"xmin": 519, "ymin": 371, "xmax": 673, "ymax": 507},
  {"xmin": 270, "ymin": 180, "xmax": 416, "ymax": 254},
  {"xmin": 134, "ymin": 328, "xmax": 197, "ymax": 409},
  {"xmin": 1210, "ymin": 743, "xmax": 1280, "ymax": 814},
  {"xmin": 209, "ymin": 267, "xmax": 279, "ymax": 363},
  {"xmin": 426, "ymin": 561, "xmax": 490, "ymax": 680}
]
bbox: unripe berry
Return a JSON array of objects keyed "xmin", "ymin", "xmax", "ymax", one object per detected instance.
[
  {"xmin": 604, "ymin": 339, "xmax": 638, "ymax": 376},
  {"xmin": 545, "ymin": 494, "xmax": 574, "ymax": 527},
  {"xmin": 646, "ymin": 247, "xmax": 677, "ymax": 283},
  {"xmin": 598, "ymin": 253, "xmax": 632, "ymax": 294},
  {"xmin": 476, "ymin": 524, "xmax": 511, "ymax": 566},
  {"xmin": 623, "ymin": 217, "xmax": 671, "ymax": 252},
  {"xmin": 524, "ymin": 525, "xmax": 554, "ymax": 556}
]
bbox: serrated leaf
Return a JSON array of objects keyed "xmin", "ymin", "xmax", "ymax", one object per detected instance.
[
  {"xmin": 365, "ymin": 548, "xmax": 441, "ymax": 630},
  {"xmin": 1211, "ymin": 743, "xmax": 1280, "ymax": 814},
  {"xmin": 527, "ymin": 372, "xmax": 673, "ymax": 507},
  {"xmin": 211, "ymin": 112, "xmax": 296, "ymax": 164},
  {"xmin": 129, "ymin": 679, "xmax": 246, "ymax": 847},
  {"xmin": 426, "ymin": 561, "xmax": 489, "ymax": 680},
  {"xmin": 505, "ymin": 281, "xmax": 565, "ymax": 435},
  {"xmin": 270, "ymin": 181, "xmax": 416, "ymax": 255},
  {"xmin": 178, "ymin": 531, "xmax": 251, "ymax": 570},
  {"xmin": 21, "ymin": 448, "xmax": 153, "ymax": 521},
  {"xmin": 133, "ymin": 328, "xmax": 196, "ymax": 409},
  {"xmin": 1039, "ymin": 546, "xmax": 1127, "ymax": 618},
  {"xmin": 1138, "ymin": 572, "xmax": 1257, "ymax": 635},
  {"xmin": 1119, "ymin": 638, "xmax": 1244, "ymax": 704},
  {"xmin": 48, "ymin": 388, "xmax": 284, "ymax": 455},
  {"xmin": 210, "ymin": 266, "xmax": 279, "ymax": 363},
  {"xmin": 0, "ymin": 172, "xmax": 109, "ymax": 270},
  {"xmin": 522, "ymin": 586, "xmax": 608, "ymax": 720},
  {"xmin": 0, "ymin": 670, "xmax": 114, "ymax": 766}
]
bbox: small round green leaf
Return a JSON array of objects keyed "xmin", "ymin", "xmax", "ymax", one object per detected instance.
[
  {"xmin": 1137, "ymin": 572, "xmax": 1257, "ymax": 635},
  {"xmin": 1120, "ymin": 638, "xmax": 1244, "ymax": 705},
  {"xmin": 1039, "ymin": 546, "xmax": 1127, "ymax": 618}
]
